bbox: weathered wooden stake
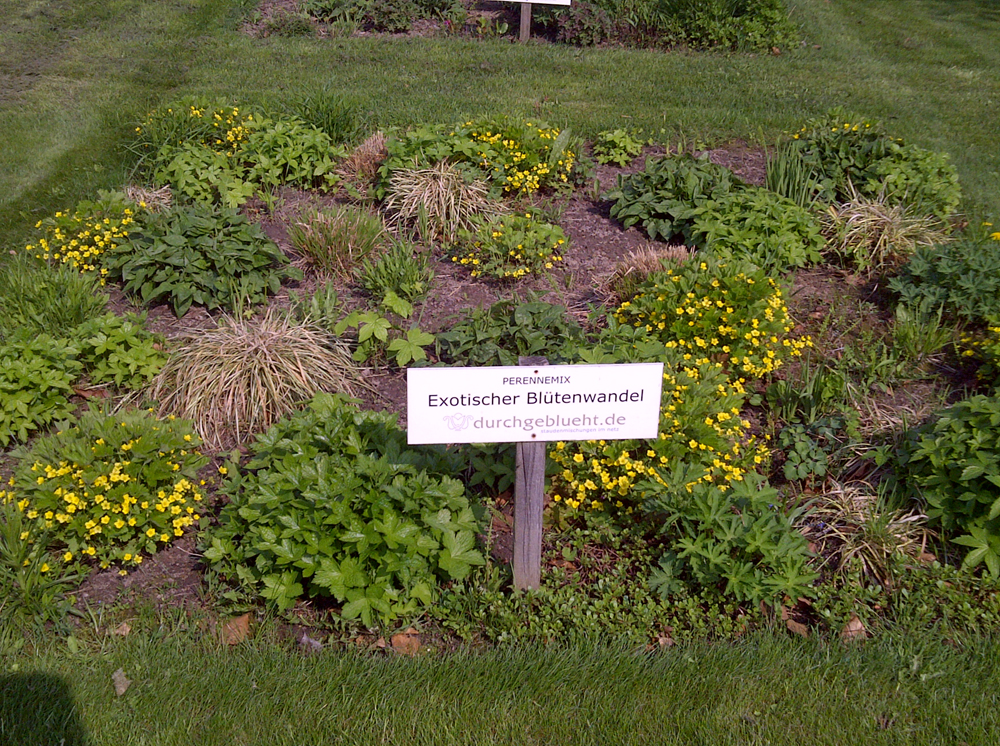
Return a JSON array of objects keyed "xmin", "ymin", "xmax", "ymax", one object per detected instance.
[
  {"xmin": 513, "ymin": 356, "xmax": 547, "ymax": 590},
  {"xmin": 519, "ymin": 2, "xmax": 532, "ymax": 43}
]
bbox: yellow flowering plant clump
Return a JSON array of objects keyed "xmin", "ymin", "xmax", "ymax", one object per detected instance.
[
  {"xmin": 466, "ymin": 118, "xmax": 577, "ymax": 194},
  {"xmin": 549, "ymin": 355, "xmax": 767, "ymax": 513},
  {"xmin": 451, "ymin": 211, "xmax": 566, "ymax": 281},
  {"xmin": 131, "ymin": 100, "xmax": 254, "ymax": 158},
  {"xmin": 614, "ymin": 257, "xmax": 811, "ymax": 380},
  {"xmin": 24, "ymin": 191, "xmax": 141, "ymax": 277},
  {"xmin": 2, "ymin": 409, "xmax": 208, "ymax": 575}
]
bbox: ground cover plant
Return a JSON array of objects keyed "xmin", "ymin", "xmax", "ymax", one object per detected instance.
[{"xmin": 4, "ymin": 2, "xmax": 1000, "ymax": 736}]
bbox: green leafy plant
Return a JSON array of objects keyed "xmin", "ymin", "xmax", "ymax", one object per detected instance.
[
  {"xmin": 202, "ymin": 393, "xmax": 483, "ymax": 626},
  {"xmin": 103, "ymin": 203, "xmax": 300, "ymax": 317},
  {"xmin": 288, "ymin": 89, "xmax": 362, "ymax": 145},
  {"xmin": 287, "ymin": 204, "xmax": 386, "ymax": 278},
  {"xmin": 613, "ymin": 256, "xmax": 812, "ymax": 380},
  {"xmin": 290, "ymin": 283, "xmax": 342, "ymax": 332},
  {"xmin": 451, "ymin": 211, "xmax": 567, "ymax": 281},
  {"xmin": 0, "ymin": 336, "xmax": 82, "ymax": 447},
  {"xmin": 378, "ymin": 118, "xmax": 579, "ymax": 199},
  {"xmin": 764, "ymin": 139, "xmax": 822, "ymax": 211},
  {"xmin": 2, "ymin": 408, "xmax": 208, "ymax": 574},
  {"xmin": 356, "ymin": 240, "xmax": 434, "ymax": 305},
  {"xmin": 149, "ymin": 310, "xmax": 365, "ymax": 448},
  {"xmin": 897, "ymin": 395, "xmax": 1000, "ymax": 576},
  {"xmin": 643, "ymin": 471, "xmax": 817, "ymax": 605},
  {"xmin": 890, "ymin": 228, "xmax": 1000, "ymax": 323},
  {"xmin": 687, "ymin": 187, "xmax": 824, "ymax": 272},
  {"xmin": 606, "ymin": 153, "xmax": 741, "ymax": 243},
  {"xmin": 593, "ymin": 129, "xmax": 644, "ymax": 167},
  {"xmin": 0, "ymin": 256, "xmax": 108, "ymax": 343},
  {"xmin": 383, "ymin": 160, "xmax": 502, "ymax": 243},
  {"xmin": 781, "ymin": 110, "xmax": 961, "ymax": 221},
  {"xmin": 436, "ymin": 299, "xmax": 584, "ymax": 367},
  {"xmin": 71, "ymin": 313, "xmax": 166, "ymax": 390}
]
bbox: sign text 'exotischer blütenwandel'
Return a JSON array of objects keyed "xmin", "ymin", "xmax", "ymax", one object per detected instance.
[{"xmin": 407, "ymin": 363, "xmax": 663, "ymax": 445}]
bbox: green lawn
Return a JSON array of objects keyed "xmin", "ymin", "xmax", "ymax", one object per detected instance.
[
  {"xmin": 4, "ymin": 626, "xmax": 1000, "ymax": 745},
  {"xmin": 2, "ymin": 0, "xmax": 999, "ymax": 248}
]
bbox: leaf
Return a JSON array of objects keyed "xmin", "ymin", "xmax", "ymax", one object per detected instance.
[
  {"xmin": 111, "ymin": 668, "xmax": 131, "ymax": 697},
  {"xmin": 222, "ymin": 613, "xmax": 251, "ymax": 645}
]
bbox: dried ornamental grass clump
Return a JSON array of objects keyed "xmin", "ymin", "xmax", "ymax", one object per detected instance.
[
  {"xmin": 384, "ymin": 161, "xmax": 503, "ymax": 243},
  {"xmin": 287, "ymin": 204, "xmax": 387, "ymax": 278},
  {"xmin": 339, "ymin": 131, "xmax": 388, "ymax": 185},
  {"xmin": 148, "ymin": 311, "xmax": 368, "ymax": 448},
  {"xmin": 597, "ymin": 244, "xmax": 690, "ymax": 305}
]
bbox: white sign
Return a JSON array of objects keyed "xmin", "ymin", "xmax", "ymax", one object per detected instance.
[
  {"xmin": 503, "ymin": 0, "xmax": 571, "ymax": 5},
  {"xmin": 407, "ymin": 363, "xmax": 663, "ymax": 445}
]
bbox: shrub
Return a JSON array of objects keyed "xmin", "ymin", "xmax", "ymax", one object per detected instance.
[
  {"xmin": 781, "ymin": 110, "xmax": 961, "ymax": 221},
  {"xmin": 822, "ymin": 191, "xmax": 948, "ymax": 276},
  {"xmin": 0, "ymin": 256, "xmax": 108, "ymax": 343},
  {"xmin": 593, "ymin": 128, "xmax": 645, "ymax": 167},
  {"xmin": 2, "ymin": 408, "xmax": 208, "ymax": 574},
  {"xmin": 287, "ymin": 204, "xmax": 386, "ymax": 278},
  {"xmin": 643, "ymin": 472, "xmax": 817, "ymax": 604},
  {"xmin": 148, "ymin": 310, "xmax": 365, "ymax": 448},
  {"xmin": 0, "ymin": 336, "xmax": 82, "ymax": 447},
  {"xmin": 356, "ymin": 240, "xmax": 434, "ymax": 305},
  {"xmin": 134, "ymin": 101, "xmax": 344, "ymax": 208},
  {"xmin": 103, "ymin": 203, "xmax": 300, "ymax": 317},
  {"xmin": 688, "ymin": 187, "xmax": 824, "ymax": 272},
  {"xmin": 71, "ymin": 313, "xmax": 166, "ymax": 390},
  {"xmin": 24, "ymin": 191, "xmax": 139, "ymax": 277},
  {"xmin": 436, "ymin": 299, "xmax": 584, "ymax": 367},
  {"xmin": 451, "ymin": 211, "xmax": 567, "ymax": 281},
  {"xmin": 202, "ymin": 393, "xmax": 482, "ymax": 626},
  {"xmin": 383, "ymin": 161, "xmax": 502, "ymax": 243},
  {"xmin": 890, "ymin": 228, "xmax": 1000, "ymax": 323},
  {"xmin": 378, "ymin": 119, "xmax": 579, "ymax": 198},
  {"xmin": 605, "ymin": 154, "xmax": 741, "ymax": 244},
  {"xmin": 613, "ymin": 257, "xmax": 812, "ymax": 380},
  {"xmin": 549, "ymin": 352, "xmax": 764, "ymax": 512},
  {"xmin": 896, "ymin": 395, "xmax": 1000, "ymax": 576}
]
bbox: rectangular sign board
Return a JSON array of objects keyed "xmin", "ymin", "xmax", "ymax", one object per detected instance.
[
  {"xmin": 502, "ymin": 0, "xmax": 571, "ymax": 4},
  {"xmin": 407, "ymin": 363, "xmax": 663, "ymax": 445}
]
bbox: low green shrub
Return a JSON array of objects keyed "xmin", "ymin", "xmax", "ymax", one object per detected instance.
[
  {"xmin": 593, "ymin": 129, "xmax": 644, "ymax": 167},
  {"xmin": 688, "ymin": 187, "xmax": 823, "ymax": 272},
  {"xmin": 0, "ymin": 256, "xmax": 108, "ymax": 343},
  {"xmin": 452, "ymin": 211, "xmax": 567, "ymax": 281},
  {"xmin": 133, "ymin": 100, "xmax": 345, "ymax": 208},
  {"xmin": 2, "ymin": 408, "xmax": 208, "ymax": 574},
  {"xmin": 890, "ymin": 228, "xmax": 1000, "ymax": 323},
  {"xmin": 378, "ymin": 119, "xmax": 580, "ymax": 198},
  {"xmin": 781, "ymin": 110, "xmax": 961, "ymax": 221},
  {"xmin": 643, "ymin": 471, "xmax": 816, "ymax": 604},
  {"xmin": 436, "ymin": 299, "xmax": 584, "ymax": 367},
  {"xmin": 103, "ymin": 203, "xmax": 301, "ymax": 317},
  {"xmin": 612, "ymin": 257, "xmax": 812, "ymax": 380},
  {"xmin": 897, "ymin": 395, "xmax": 1000, "ymax": 576},
  {"xmin": 71, "ymin": 313, "xmax": 166, "ymax": 390},
  {"xmin": 356, "ymin": 240, "xmax": 434, "ymax": 305},
  {"xmin": 203, "ymin": 393, "xmax": 482, "ymax": 626},
  {"xmin": 549, "ymin": 350, "xmax": 763, "ymax": 512},
  {"xmin": 287, "ymin": 204, "xmax": 386, "ymax": 278},
  {"xmin": 0, "ymin": 336, "xmax": 82, "ymax": 447},
  {"xmin": 433, "ymin": 523, "xmax": 765, "ymax": 644},
  {"xmin": 606, "ymin": 153, "xmax": 741, "ymax": 244}
]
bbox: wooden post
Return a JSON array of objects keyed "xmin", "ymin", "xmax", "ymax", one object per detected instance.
[
  {"xmin": 513, "ymin": 356, "xmax": 547, "ymax": 590},
  {"xmin": 519, "ymin": 2, "xmax": 532, "ymax": 43}
]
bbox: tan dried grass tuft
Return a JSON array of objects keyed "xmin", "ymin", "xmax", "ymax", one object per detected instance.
[
  {"xmin": 339, "ymin": 131, "xmax": 388, "ymax": 185},
  {"xmin": 148, "ymin": 310, "xmax": 370, "ymax": 449},
  {"xmin": 798, "ymin": 480, "xmax": 932, "ymax": 586},
  {"xmin": 383, "ymin": 161, "xmax": 503, "ymax": 243},
  {"xmin": 597, "ymin": 243, "xmax": 690, "ymax": 304},
  {"xmin": 125, "ymin": 184, "xmax": 172, "ymax": 212},
  {"xmin": 822, "ymin": 188, "xmax": 948, "ymax": 275}
]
